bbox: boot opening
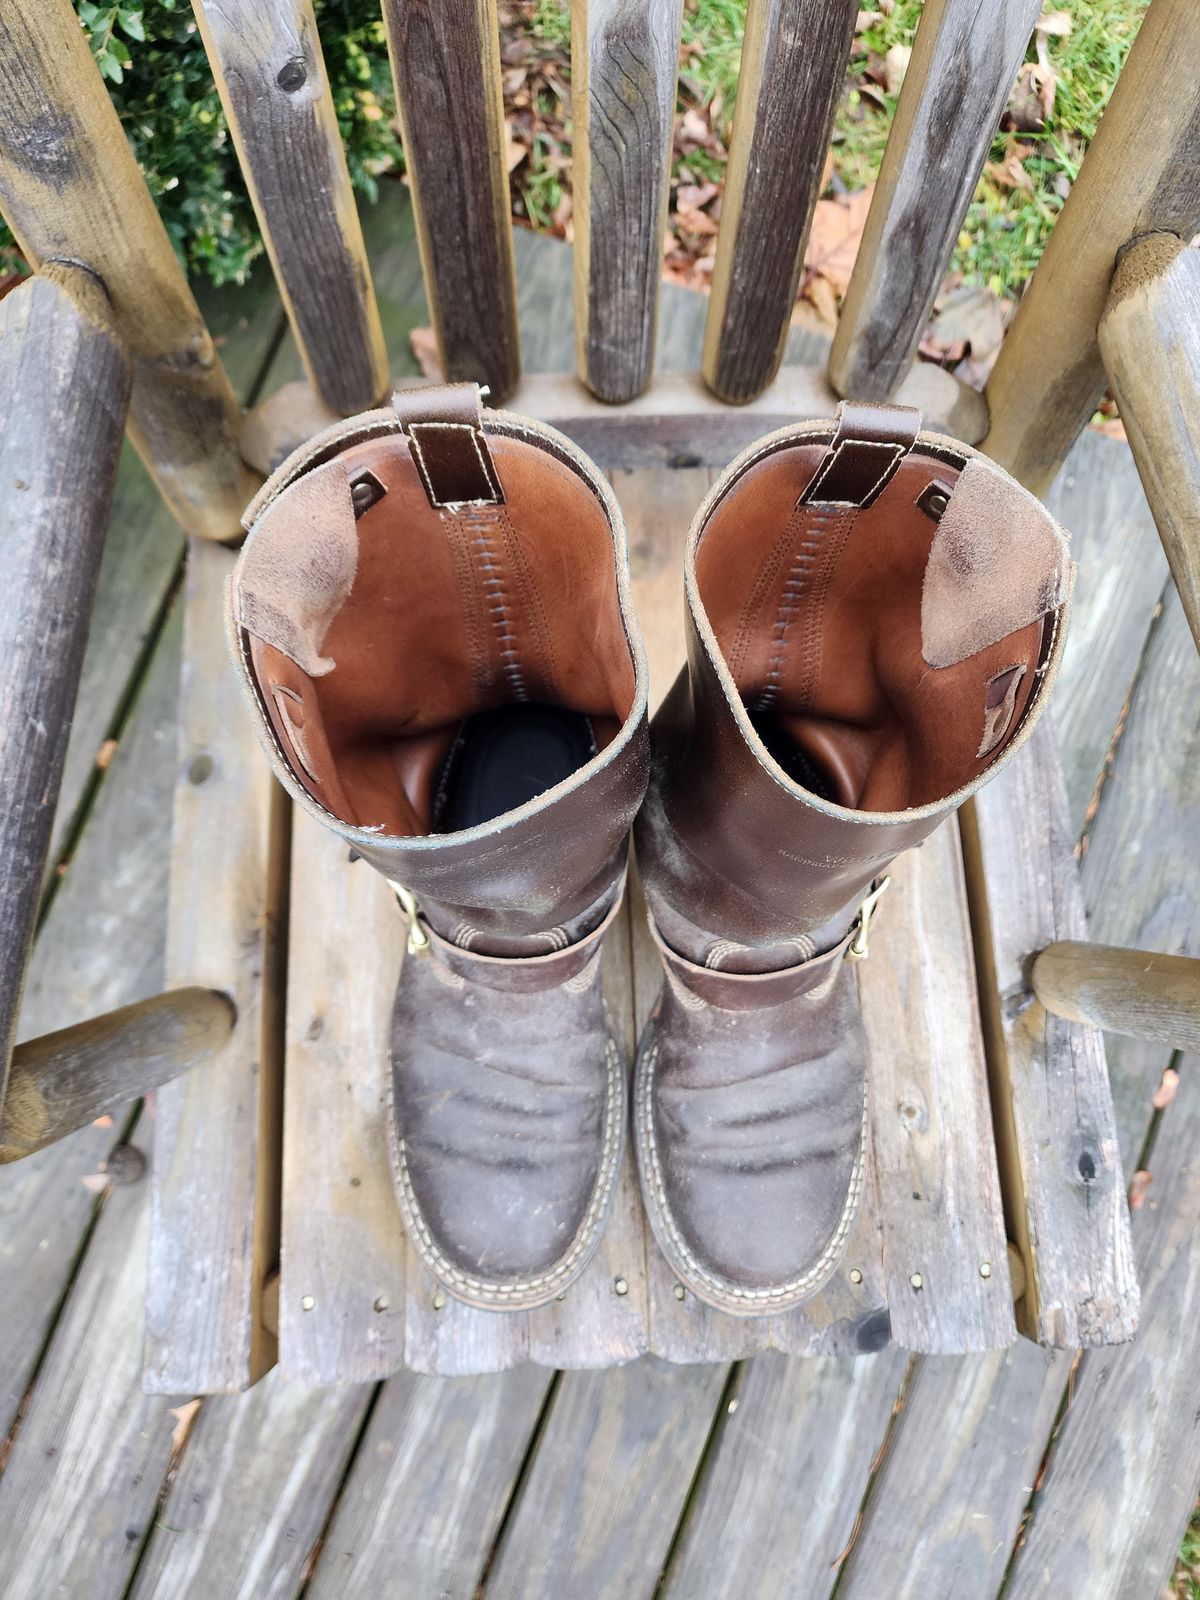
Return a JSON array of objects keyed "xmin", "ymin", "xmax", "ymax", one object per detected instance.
[
  {"xmin": 694, "ymin": 440, "xmax": 1069, "ymax": 813},
  {"xmin": 234, "ymin": 429, "xmax": 637, "ymax": 837}
]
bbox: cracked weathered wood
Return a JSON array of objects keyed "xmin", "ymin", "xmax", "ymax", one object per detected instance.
[
  {"xmin": 703, "ymin": 0, "xmax": 858, "ymax": 403},
  {"xmin": 192, "ymin": 0, "xmax": 388, "ymax": 415},
  {"xmin": 0, "ymin": 0, "xmax": 257, "ymax": 537},
  {"xmin": 380, "ymin": 0, "xmax": 519, "ymax": 399},
  {"xmin": 829, "ymin": 0, "xmax": 1042, "ymax": 401},
  {"xmin": 2, "ymin": 987, "xmax": 234, "ymax": 1163},
  {"xmin": 984, "ymin": 0, "xmax": 1200, "ymax": 495},
  {"xmin": 1099, "ymin": 231, "xmax": 1200, "ymax": 651},
  {"xmin": 0, "ymin": 266, "xmax": 129, "ymax": 1120},
  {"xmin": 571, "ymin": 0, "xmax": 684, "ymax": 400},
  {"xmin": 961, "ymin": 720, "xmax": 1139, "ymax": 1347}
]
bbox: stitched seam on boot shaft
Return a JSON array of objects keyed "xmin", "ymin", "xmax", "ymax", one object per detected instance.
[
  {"xmin": 391, "ymin": 1036, "xmax": 622, "ymax": 1299},
  {"xmin": 637, "ymin": 1041, "xmax": 865, "ymax": 1303},
  {"xmin": 460, "ymin": 503, "xmax": 527, "ymax": 700}
]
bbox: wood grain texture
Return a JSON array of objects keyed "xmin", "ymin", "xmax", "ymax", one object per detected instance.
[
  {"xmin": 381, "ymin": 0, "xmax": 520, "ymax": 399},
  {"xmin": 306, "ymin": 1366, "xmax": 552, "ymax": 1600},
  {"xmin": 571, "ymin": 0, "xmax": 685, "ymax": 400},
  {"xmin": 486, "ymin": 1358, "xmax": 729, "ymax": 1599},
  {"xmin": 1, "ymin": 601, "xmax": 182, "ymax": 1441},
  {"xmin": 0, "ymin": 0, "xmax": 257, "ymax": 538},
  {"xmin": 829, "ymin": 0, "xmax": 1042, "ymax": 401},
  {"xmin": 0, "ymin": 1169, "xmax": 182, "ymax": 1600},
  {"xmin": 0, "ymin": 267, "xmax": 129, "ymax": 1115},
  {"xmin": 1001, "ymin": 1059, "xmax": 1200, "ymax": 1600},
  {"xmin": 664, "ymin": 1351, "xmax": 911, "ymax": 1600},
  {"xmin": 191, "ymin": 0, "xmax": 388, "ymax": 415},
  {"xmin": 146, "ymin": 542, "xmax": 289, "ymax": 1393},
  {"xmin": 2, "ymin": 987, "xmax": 233, "ymax": 1162},
  {"xmin": 281, "ymin": 813, "xmax": 407, "ymax": 1384},
  {"xmin": 702, "ymin": 0, "xmax": 859, "ymax": 402},
  {"xmin": 1099, "ymin": 231, "xmax": 1200, "ymax": 649},
  {"xmin": 983, "ymin": 0, "xmax": 1200, "ymax": 495},
  {"xmin": 1032, "ymin": 940, "xmax": 1200, "ymax": 1051},
  {"xmin": 962, "ymin": 720, "xmax": 1139, "ymax": 1348},
  {"xmin": 858, "ymin": 820, "xmax": 1016, "ymax": 1353},
  {"xmin": 129, "ymin": 1371, "xmax": 373, "ymax": 1600}
]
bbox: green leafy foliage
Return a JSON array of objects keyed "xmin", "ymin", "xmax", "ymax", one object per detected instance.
[{"xmin": 0, "ymin": 0, "xmax": 401, "ymax": 286}]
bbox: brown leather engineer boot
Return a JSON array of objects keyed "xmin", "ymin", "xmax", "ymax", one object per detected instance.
[
  {"xmin": 227, "ymin": 384, "xmax": 648, "ymax": 1310},
  {"xmin": 634, "ymin": 402, "xmax": 1072, "ymax": 1316}
]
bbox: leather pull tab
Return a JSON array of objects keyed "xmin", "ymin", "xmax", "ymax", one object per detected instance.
[
  {"xmin": 801, "ymin": 400, "xmax": 921, "ymax": 509},
  {"xmin": 391, "ymin": 382, "xmax": 504, "ymax": 508}
]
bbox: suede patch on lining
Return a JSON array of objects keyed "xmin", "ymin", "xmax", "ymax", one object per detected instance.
[
  {"xmin": 235, "ymin": 458, "xmax": 358, "ymax": 678},
  {"xmin": 921, "ymin": 456, "xmax": 1070, "ymax": 669}
]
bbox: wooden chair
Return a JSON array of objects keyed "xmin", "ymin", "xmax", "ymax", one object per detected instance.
[{"xmin": 1, "ymin": 0, "xmax": 1197, "ymax": 1390}]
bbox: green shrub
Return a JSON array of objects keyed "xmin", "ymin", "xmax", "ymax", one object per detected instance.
[{"xmin": 0, "ymin": 0, "xmax": 402, "ymax": 286}]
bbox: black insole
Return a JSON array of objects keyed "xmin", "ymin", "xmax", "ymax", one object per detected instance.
[
  {"xmin": 748, "ymin": 706, "xmax": 839, "ymax": 803},
  {"xmin": 433, "ymin": 702, "xmax": 598, "ymax": 832}
]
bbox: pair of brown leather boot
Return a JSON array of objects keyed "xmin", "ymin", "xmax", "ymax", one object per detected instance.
[{"xmin": 227, "ymin": 384, "xmax": 1070, "ymax": 1315}]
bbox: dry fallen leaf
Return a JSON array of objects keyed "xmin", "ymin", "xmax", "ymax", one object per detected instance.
[
  {"xmin": 94, "ymin": 738, "xmax": 118, "ymax": 772},
  {"xmin": 803, "ymin": 184, "xmax": 875, "ymax": 303},
  {"xmin": 1129, "ymin": 1169, "xmax": 1152, "ymax": 1209},
  {"xmin": 409, "ymin": 326, "xmax": 444, "ymax": 382},
  {"xmin": 1036, "ymin": 9, "xmax": 1072, "ymax": 37},
  {"xmin": 1152, "ymin": 1067, "xmax": 1180, "ymax": 1110},
  {"xmin": 168, "ymin": 1398, "xmax": 202, "ymax": 1454},
  {"xmin": 883, "ymin": 44, "xmax": 911, "ymax": 95}
]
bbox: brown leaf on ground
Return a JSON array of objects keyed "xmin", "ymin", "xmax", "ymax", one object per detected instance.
[
  {"xmin": 883, "ymin": 44, "xmax": 911, "ymax": 95},
  {"xmin": 986, "ymin": 142, "xmax": 1036, "ymax": 192},
  {"xmin": 1153, "ymin": 1067, "xmax": 1181, "ymax": 1110},
  {"xmin": 928, "ymin": 284, "xmax": 1008, "ymax": 361},
  {"xmin": 1090, "ymin": 417, "xmax": 1128, "ymax": 441},
  {"xmin": 409, "ymin": 326, "xmax": 444, "ymax": 381},
  {"xmin": 95, "ymin": 738, "xmax": 118, "ymax": 772},
  {"xmin": 168, "ymin": 1398, "xmax": 202, "ymax": 1455},
  {"xmin": 1007, "ymin": 62, "xmax": 1049, "ymax": 132},
  {"xmin": 802, "ymin": 184, "xmax": 875, "ymax": 307},
  {"xmin": 1129, "ymin": 1169, "xmax": 1152, "ymax": 1209}
]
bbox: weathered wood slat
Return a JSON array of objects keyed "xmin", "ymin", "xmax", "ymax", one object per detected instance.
[
  {"xmin": 0, "ymin": 266, "xmax": 129, "ymax": 1114},
  {"xmin": 983, "ymin": 0, "xmax": 1200, "ymax": 495},
  {"xmin": 281, "ymin": 814, "xmax": 407, "ymax": 1384},
  {"xmin": 1099, "ymin": 231, "xmax": 1200, "ymax": 650},
  {"xmin": 571, "ymin": 0, "xmax": 685, "ymax": 401},
  {"xmin": 1001, "ymin": 1058, "xmax": 1200, "ymax": 1600},
  {"xmin": 486, "ymin": 1358, "xmax": 729, "ymax": 1599},
  {"xmin": 702, "ymin": 0, "xmax": 859, "ymax": 403},
  {"xmin": 306, "ymin": 1367, "xmax": 553, "ymax": 1600},
  {"xmin": 2, "ymin": 988, "xmax": 233, "ymax": 1163},
  {"xmin": 1, "ymin": 603, "xmax": 182, "ymax": 1440},
  {"xmin": 829, "ymin": 0, "xmax": 1042, "ymax": 401},
  {"xmin": 0, "ymin": 1168, "xmax": 182, "ymax": 1600},
  {"xmin": 128, "ymin": 1371, "xmax": 373, "ymax": 1600},
  {"xmin": 191, "ymin": 0, "xmax": 388, "ymax": 415},
  {"xmin": 0, "ymin": 0, "xmax": 257, "ymax": 537},
  {"xmin": 665, "ymin": 1350, "xmax": 911, "ymax": 1600},
  {"xmin": 146, "ymin": 542, "xmax": 289, "ymax": 1393},
  {"xmin": 858, "ymin": 820, "xmax": 1016, "ymax": 1353},
  {"xmin": 961, "ymin": 720, "xmax": 1139, "ymax": 1348},
  {"xmin": 380, "ymin": 0, "xmax": 519, "ymax": 400},
  {"xmin": 1032, "ymin": 940, "xmax": 1200, "ymax": 1051}
]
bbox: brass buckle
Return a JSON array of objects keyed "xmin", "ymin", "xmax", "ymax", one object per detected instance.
[
  {"xmin": 846, "ymin": 876, "xmax": 892, "ymax": 962},
  {"xmin": 390, "ymin": 882, "xmax": 430, "ymax": 957}
]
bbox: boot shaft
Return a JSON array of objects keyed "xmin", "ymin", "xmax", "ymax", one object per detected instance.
[
  {"xmin": 227, "ymin": 385, "xmax": 649, "ymax": 947},
  {"xmin": 636, "ymin": 402, "xmax": 1072, "ymax": 958}
]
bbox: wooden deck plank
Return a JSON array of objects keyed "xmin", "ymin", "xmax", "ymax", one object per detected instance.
[
  {"xmin": 859, "ymin": 819, "xmax": 1016, "ymax": 1353},
  {"xmin": 486, "ymin": 1358, "xmax": 729, "ymax": 1599},
  {"xmin": 0, "ymin": 1168, "xmax": 181, "ymax": 1600},
  {"xmin": 146, "ymin": 541, "xmax": 288, "ymax": 1393},
  {"xmin": 281, "ymin": 815, "xmax": 407, "ymax": 1385},
  {"xmin": 664, "ymin": 1350, "xmax": 911, "ymax": 1600},
  {"xmin": 128, "ymin": 1372, "xmax": 373, "ymax": 1600},
  {"xmin": 305, "ymin": 1368, "xmax": 552, "ymax": 1600},
  {"xmin": 1001, "ymin": 1057, "xmax": 1200, "ymax": 1600},
  {"xmin": 1, "ymin": 600, "xmax": 182, "ymax": 1439}
]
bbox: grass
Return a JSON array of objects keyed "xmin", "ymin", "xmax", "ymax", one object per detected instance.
[{"xmin": 1171, "ymin": 1503, "xmax": 1200, "ymax": 1600}]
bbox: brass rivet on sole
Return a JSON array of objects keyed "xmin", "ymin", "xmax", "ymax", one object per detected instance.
[
  {"xmin": 432, "ymin": 1290, "xmax": 446, "ymax": 1311},
  {"xmin": 673, "ymin": 1283, "xmax": 686, "ymax": 1301},
  {"xmin": 300, "ymin": 1294, "xmax": 315, "ymax": 1312},
  {"xmin": 849, "ymin": 1268, "xmax": 864, "ymax": 1286},
  {"xmin": 614, "ymin": 1276, "xmax": 629, "ymax": 1297},
  {"xmin": 910, "ymin": 1272, "xmax": 924, "ymax": 1291},
  {"xmin": 979, "ymin": 1261, "xmax": 993, "ymax": 1280}
]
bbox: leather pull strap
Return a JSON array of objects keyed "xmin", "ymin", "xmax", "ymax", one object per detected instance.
[
  {"xmin": 392, "ymin": 382, "xmax": 504, "ymax": 508},
  {"xmin": 801, "ymin": 400, "xmax": 920, "ymax": 509}
]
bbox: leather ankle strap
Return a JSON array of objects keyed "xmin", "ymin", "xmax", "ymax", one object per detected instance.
[
  {"xmin": 391, "ymin": 383, "xmax": 504, "ymax": 508},
  {"xmin": 649, "ymin": 914, "xmax": 854, "ymax": 1012}
]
